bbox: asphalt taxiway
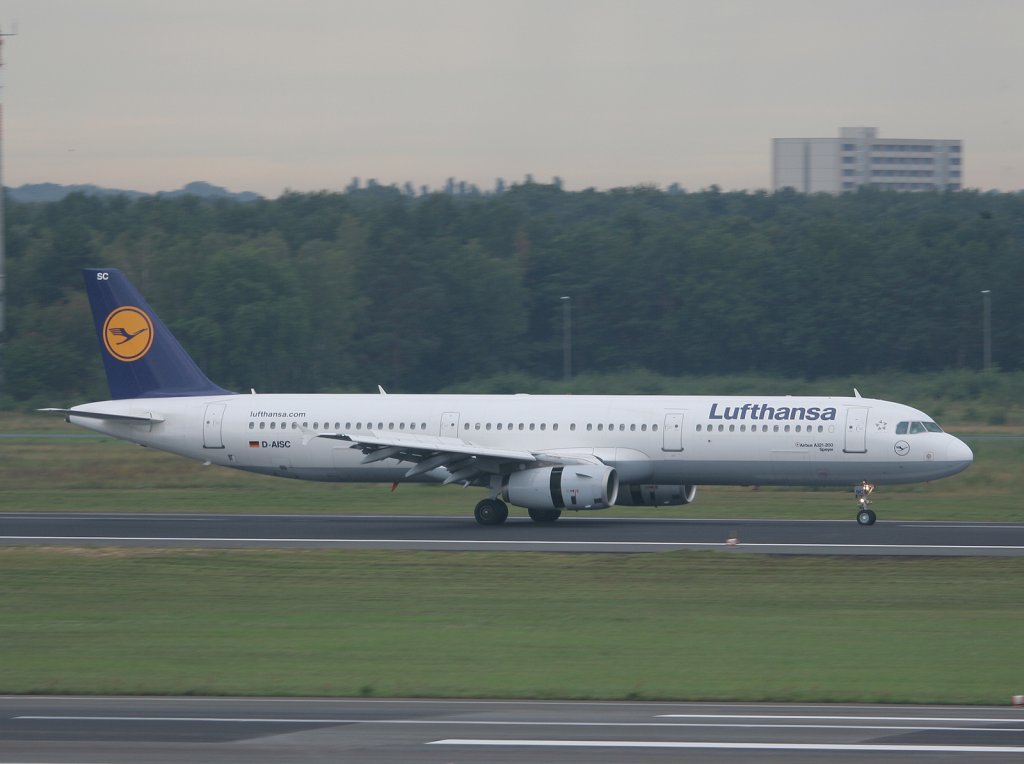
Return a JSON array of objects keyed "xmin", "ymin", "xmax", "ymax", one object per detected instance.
[
  {"xmin": 3, "ymin": 697, "xmax": 1023, "ymax": 763},
  {"xmin": 2, "ymin": 512, "xmax": 1024, "ymax": 555}
]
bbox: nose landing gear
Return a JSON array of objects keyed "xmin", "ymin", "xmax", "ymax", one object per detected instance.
[{"xmin": 855, "ymin": 481, "xmax": 876, "ymax": 525}]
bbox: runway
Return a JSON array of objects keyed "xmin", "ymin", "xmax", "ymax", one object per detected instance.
[
  {"xmin": 2, "ymin": 696, "xmax": 1023, "ymax": 763},
  {"xmin": 3, "ymin": 512, "xmax": 1024, "ymax": 555}
]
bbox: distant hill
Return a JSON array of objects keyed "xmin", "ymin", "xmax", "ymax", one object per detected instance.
[{"xmin": 6, "ymin": 181, "xmax": 263, "ymax": 203}]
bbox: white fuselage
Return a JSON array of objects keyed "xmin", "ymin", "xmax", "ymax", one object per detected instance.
[{"xmin": 67, "ymin": 393, "xmax": 973, "ymax": 492}]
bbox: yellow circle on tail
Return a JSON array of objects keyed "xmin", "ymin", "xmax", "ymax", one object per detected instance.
[{"xmin": 102, "ymin": 306, "xmax": 154, "ymax": 362}]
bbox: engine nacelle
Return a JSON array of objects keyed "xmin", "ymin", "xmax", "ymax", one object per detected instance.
[
  {"xmin": 503, "ymin": 465, "xmax": 619, "ymax": 511},
  {"xmin": 616, "ymin": 484, "xmax": 698, "ymax": 507}
]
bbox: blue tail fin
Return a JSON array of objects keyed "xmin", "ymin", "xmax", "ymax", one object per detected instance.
[{"xmin": 83, "ymin": 268, "xmax": 233, "ymax": 399}]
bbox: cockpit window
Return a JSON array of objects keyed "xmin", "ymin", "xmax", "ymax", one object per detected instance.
[{"xmin": 897, "ymin": 420, "xmax": 943, "ymax": 435}]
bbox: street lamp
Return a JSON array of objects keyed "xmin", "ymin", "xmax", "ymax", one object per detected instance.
[
  {"xmin": 560, "ymin": 296, "xmax": 571, "ymax": 381},
  {"xmin": 981, "ymin": 290, "xmax": 992, "ymax": 371}
]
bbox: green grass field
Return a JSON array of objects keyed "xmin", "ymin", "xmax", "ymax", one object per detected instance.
[
  {"xmin": 2, "ymin": 548, "xmax": 1022, "ymax": 704},
  {"xmin": 1, "ymin": 411, "xmax": 1021, "ymax": 521}
]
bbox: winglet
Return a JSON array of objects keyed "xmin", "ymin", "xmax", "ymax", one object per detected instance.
[{"xmin": 83, "ymin": 268, "xmax": 233, "ymax": 399}]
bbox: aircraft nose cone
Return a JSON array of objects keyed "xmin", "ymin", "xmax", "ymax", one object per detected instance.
[{"xmin": 946, "ymin": 438, "xmax": 974, "ymax": 472}]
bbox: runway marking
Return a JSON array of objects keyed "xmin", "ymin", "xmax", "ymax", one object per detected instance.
[
  {"xmin": 3, "ymin": 536, "xmax": 1024, "ymax": 552},
  {"xmin": 656, "ymin": 713, "xmax": 1024, "ymax": 723},
  {"xmin": 15, "ymin": 716, "xmax": 1023, "ymax": 732},
  {"xmin": 430, "ymin": 738, "xmax": 1024, "ymax": 753}
]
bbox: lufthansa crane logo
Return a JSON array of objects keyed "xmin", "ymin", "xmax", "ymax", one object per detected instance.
[{"xmin": 102, "ymin": 306, "xmax": 154, "ymax": 362}]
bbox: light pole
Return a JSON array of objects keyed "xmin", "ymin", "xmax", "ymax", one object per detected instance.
[
  {"xmin": 981, "ymin": 289, "xmax": 992, "ymax": 371},
  {"xmin": 0, "ymin": 27, "xmax": 13, "ymax": 397},
  {"xmin": 560, "ymin": 296, "xmax": 571, "ymax": 381}
]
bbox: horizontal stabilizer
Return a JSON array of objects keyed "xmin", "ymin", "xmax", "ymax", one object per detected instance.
[{"xmin": 38, "ymin": 408, "xmax": 165, "ymax": 424}]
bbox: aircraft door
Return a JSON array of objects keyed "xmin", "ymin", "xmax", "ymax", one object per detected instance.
[
  {"xmin": 662, "ymin": 412, "xmax": 684, "ymax": 452},
  {"xmin": 441, "ymin": 412, "xmax": 460, "ymax": 438},
  {"xmin": 203, "ymin": 403, "xmax": 226, "ymax": 449},
  {"xmin": 843, "ymin": 406, "xmax": 869, "ymax": 453}
]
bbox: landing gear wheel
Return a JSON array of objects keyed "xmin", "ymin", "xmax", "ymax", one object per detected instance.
[
  {"xmin": 528, "ymin": 508, "xmax": 562, "ymax": 524},
  {"xmin": 856, "ymin": 508, "xmax": 877, "ymax": 526},
  {"xmin": 474, "ymin": 499, "xmax": 509, "ymax": 526}
]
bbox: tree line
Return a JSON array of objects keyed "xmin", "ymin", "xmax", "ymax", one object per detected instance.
[{"xmin": 3, "ymin": 184, "xmax": 1022, "ymax": 404}]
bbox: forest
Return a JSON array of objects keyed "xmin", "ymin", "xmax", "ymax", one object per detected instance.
[{"xmin": 2, "ymin": 183, "xmax": 1022, "ymax": 406}]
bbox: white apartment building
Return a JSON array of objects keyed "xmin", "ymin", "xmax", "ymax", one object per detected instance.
[{"xmin": 772, "ymin": 127, "xmax": 962, "ymax": 193}]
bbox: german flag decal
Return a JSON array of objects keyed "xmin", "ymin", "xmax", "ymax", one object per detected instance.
[{"xmin": 249, "ymin": 441, "xmax": 261, "ymax": 448}]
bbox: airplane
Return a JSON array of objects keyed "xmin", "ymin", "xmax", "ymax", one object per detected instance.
[{"xmin": 42, "ymin": 268, "xmax": 974, "ymax": 527}]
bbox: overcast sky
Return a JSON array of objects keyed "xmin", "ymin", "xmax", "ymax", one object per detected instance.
[{"xmin": 2, "ymin": 0, "xmax": 1021, "ymax": 196}]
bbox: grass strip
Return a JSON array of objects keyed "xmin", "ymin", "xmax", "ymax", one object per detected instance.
[
  {"xmin": 1, "ymin": 435, "xmax": 1022, "ymax": 521},
  {"xmin": 2, "ymin": 548, "xmax": 1022, "ymax": 704}
]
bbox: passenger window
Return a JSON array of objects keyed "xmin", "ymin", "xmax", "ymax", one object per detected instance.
[
  {"xmin": 552, "ymin": 424, "xmax": 558, "ymax": 431},
  {"xmin": 696, "ymin": 424, "xmax": 702, "ymax": 432},
  {"xmin": 896, "ymin": 422, "xmax": 908, "ymax": 434},
  {"xmin": 259, "ymin": 421, "xmax": 266, "ymax": 430},
  {"xmin": 271, "ymin": 422, "xmax": 278, "ymax": 430},
  {"xmin": 597, "ymin": 424, "xmax": 604, "ymax": 431},
  {"xmin": 248, "ymin": 422, "xmax": 254, "ymax": 429},
  {"xmin": 570, "ymin": 423, "xmax": 576, "ymax": 431},
  {"xmin": 652, "ymin": 424, "xmax": 658, "ymax": 432},
  {"xmin": 630, "ymin": 424, "xmax": 636, "ymax": 431},
  {"xmin": 641, "ymin": 424, "xmax": 647, "ymax": 431},
  {"xmin": 540, "ymin": 423, "xmax": 546, "ymax": 431}
]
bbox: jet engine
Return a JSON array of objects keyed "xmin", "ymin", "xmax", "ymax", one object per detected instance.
[
  {"xmin": 616, "ymin": 483, "xmax": 698, "ymax": 506},
  {"xmin": 503, "ymin": 465, "xmax": 618, "ymax": 510}
]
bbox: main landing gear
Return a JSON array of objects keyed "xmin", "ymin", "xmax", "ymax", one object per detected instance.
[
  {"xmin": 528, "ymin": 508, "xmax": 562, "ymax": 523},
  {"xmin": 474, "ymin": 498, "xmax": 509, "ymax": 525},
  {"xmin": 473, "ymin": 499, "xmax": 563, "ymax": 525}
]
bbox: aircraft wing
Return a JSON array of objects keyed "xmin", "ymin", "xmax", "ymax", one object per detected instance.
[{"xmin": 315, "ymin": 431, "xmax": 600, "ymax": 485}]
